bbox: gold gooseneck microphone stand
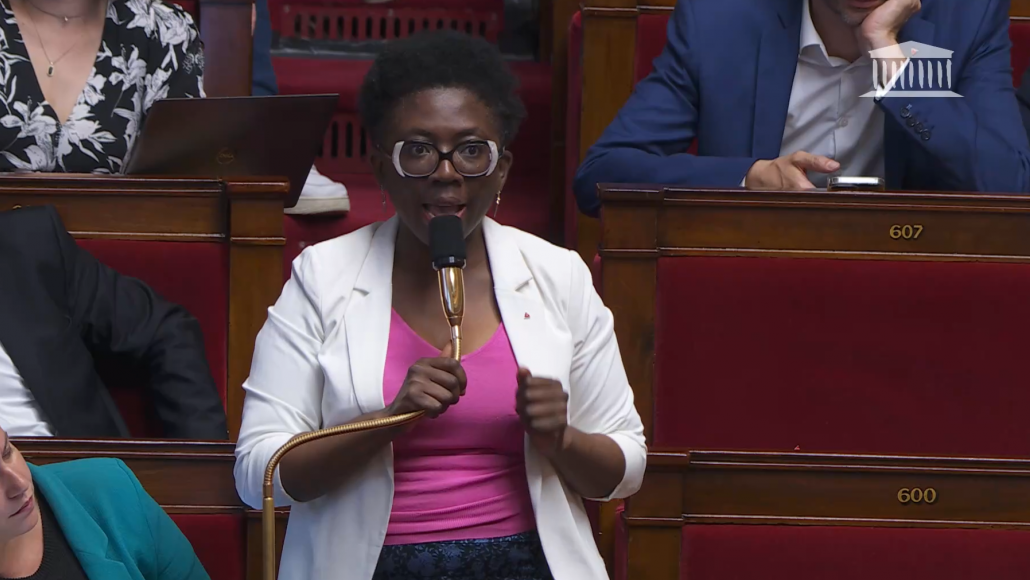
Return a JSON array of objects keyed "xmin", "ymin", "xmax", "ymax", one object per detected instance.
[{"xmin": 261, "ymin": 259, "xmax": 465, "ymax": 580}]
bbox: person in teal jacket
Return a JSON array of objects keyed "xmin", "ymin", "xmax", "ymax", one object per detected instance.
[{"xmin": 0, "ymin": 427, "xmax": 210, "ymax": 580}]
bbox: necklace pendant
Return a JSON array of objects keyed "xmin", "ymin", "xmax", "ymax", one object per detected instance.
[
  {"xmin": 63, "ymin": 16, "xmax": 69, "ymax": 23},
  {"xmin": 47, "ymin": 64, "xmax": 54, "ymax": 77}
]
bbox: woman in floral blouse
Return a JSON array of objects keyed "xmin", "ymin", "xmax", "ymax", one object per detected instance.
[{"xmin": 0, "ymin": 0, "xmax": 202, "ymax": 173}]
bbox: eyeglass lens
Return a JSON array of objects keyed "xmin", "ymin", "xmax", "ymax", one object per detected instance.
[{"xmin": 398, "ymin": 141, "xmax": 494, "ymax": 177}]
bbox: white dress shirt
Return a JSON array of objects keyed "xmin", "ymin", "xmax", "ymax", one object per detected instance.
[
  {"xmin": 780, "ymin": 0, "xmax": 886, "ymax": 187},
  {"xmin": 0, "ymin": 340, "xmax": 53, "ymax": 436},
  {"xmin": 234, "ymin": 217, "xmax": 647, "ymax": 580}
]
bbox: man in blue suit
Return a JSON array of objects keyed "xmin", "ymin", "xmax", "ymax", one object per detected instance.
[{"xmin": 574, "ymin": 0, "xmax": 1030, "ymax": 216}]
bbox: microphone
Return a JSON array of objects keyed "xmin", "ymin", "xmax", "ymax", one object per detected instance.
[{"xmin": 429, "ymin": 216, "xmax": 466, "ymax": 361}]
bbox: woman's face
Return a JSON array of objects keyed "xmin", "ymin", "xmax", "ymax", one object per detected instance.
[
  {"xmin": 371, "ymin": 87, "xmax": 513, "ymax": 244},
  {"xmin": 0, "ymin": 429, "xmax": 36, "ymax": 543}
]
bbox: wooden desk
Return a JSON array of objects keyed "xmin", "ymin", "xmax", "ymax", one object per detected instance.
[
  {"xmin": 600, "ymin": 186, "xmax": 1030, "ymax": 580},
  {"xmin": 0, "ymin": 174, "xmax": 288, "ymax": 439}
]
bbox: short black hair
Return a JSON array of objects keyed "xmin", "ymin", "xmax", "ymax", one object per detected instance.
[{"xmin": 358, "ymin": 31, "xmax": 527, "ymax": 148}]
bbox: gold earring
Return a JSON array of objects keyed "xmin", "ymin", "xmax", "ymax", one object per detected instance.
[{"xmin": 492, "ymin": 191, "xmax": 501, "ymax": 218}]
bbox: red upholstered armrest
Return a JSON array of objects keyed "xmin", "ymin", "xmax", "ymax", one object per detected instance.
[
  {"xmin": 77, "ymin": 240, "xmax": 228, "ymax": 438},
  {"xmin": 171, "ymin": 514, "xmax": 246, "ymax": 580},
  {"xmin": 654, "ymin": 256, "xmax": 1030, "ymax": 457}
]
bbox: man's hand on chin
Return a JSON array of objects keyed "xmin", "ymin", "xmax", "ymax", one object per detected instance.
[{"xmin": 857, "ymin": 0, "xmax": 921, "ymax": 52}]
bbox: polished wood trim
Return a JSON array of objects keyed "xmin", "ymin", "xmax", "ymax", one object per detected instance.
[
  {"xmin": 225, "ymin": 182, "xmax": 287, "ymax": 440},
  {"xmin": 638, "ymin": 4, "xmax": 673, "ymax": 14},
  {"xmin": 549, "ymin": 0, "xmax": 580, "ymax": 247},
  {"xmin": 199, "ymin": 0, "xmax": 254, "ymax": 97},
  {"xmin": 1013, "ymin": 0, "xmax": 1030, "ymax": 17},
  {"xmin": 625, "ymin": 450, "xmax": 1030, "ymax": 578},
  {"xmin": 16, "ymin": 439, "xmax": 241, "ymax": 507},
  {"xmin": 246, "ymin": 509, "xmax": 289, "ymax": 580}
]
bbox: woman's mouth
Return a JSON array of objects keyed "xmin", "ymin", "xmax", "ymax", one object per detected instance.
[
  {"xmin": 423, "ymin": 204, "xmax": 466, "ymax": 220},
  {"xmin": 11, "ymin": 496, "xmax": 33, "ymax": 519}
]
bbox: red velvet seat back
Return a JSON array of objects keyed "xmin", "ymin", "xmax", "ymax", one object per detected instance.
[
  {"xmin": 654, "ymin": 256, "xmax": 1030, "ymax": 457},
  {"xmin": 171, "ymin": 514, "xmax": 246, "ymax": 580},
  {"xmin": 1011, "ymin": 18, "xmax": 1030, "ymax": 87},
  {"xmin": 77, "ymin": 240, "xmax": 229, "ymax": 438},
  {"xmin": 680, "ymin": 525, "xmax": 1030, "ymax": 580}
]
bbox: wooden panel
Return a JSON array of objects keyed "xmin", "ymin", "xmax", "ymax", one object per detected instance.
[
  {"xmin": 682, "ymin": 452, "xmax": 1030, "ymax": 528},
  {"xmin": 246, "ymin": 509, "xmax": 288, "ymax": 580},
  {"xmin": 1014, "ymin": 0, "xmax": 1030, "ymax": 17},
  {"xmin": 600, "ymin": 188, "xmax": 1030, "ymax": 579},
  {"xmin": 576, "ymin": 0, "xmax": 637, "ymax": 262},
  {"xmin": 227, "ymin": 244, "xmax": 283, "ymax": 438},
  {"xmin": 16, "ymin": 439, "xmax": 240, "ymax": 508},
  {"xmin": 200, "ymin": 0, "xmax": 254, "ymax": 97},
  {"xmin": 624, "ymin": 451, "xmax": 1030, "ymax": 579},
  {"xmin": 549, "ymin": 0, "xmax": 580, "ymax": 248}
]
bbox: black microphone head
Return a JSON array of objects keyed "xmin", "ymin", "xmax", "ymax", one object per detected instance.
[{"xmin": 429, "ymin": 215, "xmax": 466, "ymax": 269}]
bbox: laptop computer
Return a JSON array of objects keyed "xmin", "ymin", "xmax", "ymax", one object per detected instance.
[{"xmin": 125, "ymin": 94, "xmax": 339, "ymax": 208}]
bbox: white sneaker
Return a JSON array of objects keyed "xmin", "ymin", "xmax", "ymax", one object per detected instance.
[{"xmin": 287, "ymin": 167, "xmax": 351, "ymax": 215}]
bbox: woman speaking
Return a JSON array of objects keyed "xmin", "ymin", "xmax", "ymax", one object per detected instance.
[{"xmin": 234, "ymin": 31, "xmax": 646, "ymax": 580}]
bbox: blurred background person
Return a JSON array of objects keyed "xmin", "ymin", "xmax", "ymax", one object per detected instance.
[
  {"xmin": 0, "ymin": 425, "xmax": 211, "ymax": 579},
  {"xmin": 0, "ymin": 0, "xmax": 203, "ymax": 173}
]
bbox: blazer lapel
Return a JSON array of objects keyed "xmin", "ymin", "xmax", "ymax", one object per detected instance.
[
  {"xmin": 28, "ymin": 465, "xmax": 133, "ymax": 580},
  {"xmin": 344, "ymin": 218, "xmax": 398, "ymax": 416},
  {"xmin": 885, "ymin": 16, "xmax": 936, "ymax": 189},
  {"xmin": 482, "ymin": 219, "xmax": 562, "ymax": 384},
  {"xmin": 482, "ymin": 219, "xmax": 559, "ymax": 505},
  {"xmin": 752, "ymin": 1, "xmax": 803, "ymax": 158}
]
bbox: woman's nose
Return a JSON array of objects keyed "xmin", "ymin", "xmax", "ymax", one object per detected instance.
[{"xmin": 430, "ymin": 158, "xmax": 463, "ymax": 183}]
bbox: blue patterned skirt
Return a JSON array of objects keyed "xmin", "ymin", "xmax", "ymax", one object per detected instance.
[{"xmin": 372, "ymin": 531, "xmax": 554, "ymax": 580}]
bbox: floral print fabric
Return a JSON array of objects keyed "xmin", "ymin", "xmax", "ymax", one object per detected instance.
[
  {"xmin": 0, "ymin": 0, "xmax": 203, "ymax": 173},
  {"xmin": 372, "ymin": 531, "xmax": 554, "ymax": 580}
]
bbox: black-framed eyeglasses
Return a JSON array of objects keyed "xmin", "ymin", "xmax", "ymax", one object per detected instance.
[{"xmin": 390, "ymin": 140, "xmax": 500, "ymax": 178}]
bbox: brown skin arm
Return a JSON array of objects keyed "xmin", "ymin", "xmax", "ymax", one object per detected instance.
[{"xmin": 516, "ymin": 368, "xmax": 626, "ymax": 499}]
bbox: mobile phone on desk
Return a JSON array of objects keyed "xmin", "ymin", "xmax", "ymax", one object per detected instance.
[{"xmin": 827, "ymin": 176, "xmax": 886, "ymax": 192}]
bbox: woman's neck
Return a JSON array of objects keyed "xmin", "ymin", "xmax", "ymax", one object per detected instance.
[
  {"xmin": 0, "ymin": 514, "xmax": 43, "ymax": 578},
  {"xmin": 394, "ymin": 222, "xmax": 489, "ymax": 288},
  {"xmin": 17, "ymin": 0, "xmax": 104, "ymax": 22}
]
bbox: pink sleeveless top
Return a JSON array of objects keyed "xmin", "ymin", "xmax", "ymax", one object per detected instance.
[{"xmin": 382, "ymin": 310, "xmax": 537, "ymax": 545}]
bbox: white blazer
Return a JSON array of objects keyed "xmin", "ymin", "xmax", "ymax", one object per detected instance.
[{"xmin": 234, "ymin": 217, "xmax": 647, "ymax": 580}]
